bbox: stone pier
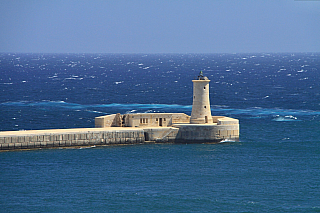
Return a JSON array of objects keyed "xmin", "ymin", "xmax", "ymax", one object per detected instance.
[{"xmin": 0, "ymin": 127, "xmax": 145, "ymax": 151}]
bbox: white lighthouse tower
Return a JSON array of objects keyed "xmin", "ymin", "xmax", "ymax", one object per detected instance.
[{"xmin": 190, "ymin": 71, "xmax": 213, "ymax": 124}]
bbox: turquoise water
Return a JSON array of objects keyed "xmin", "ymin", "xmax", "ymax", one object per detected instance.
[{"xmin": 1, "ymin": 53, "xmax": 320, "ymax": 212}]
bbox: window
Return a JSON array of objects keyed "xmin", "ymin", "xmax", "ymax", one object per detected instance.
[
  {"xmin": 156, "ymin": 118, "xmax": 158, "ymax": 122},
  {"xmin": 204, "ymin": 106, "xmax": 206, "ymax": 108},
  {"xmin": 140, "ymin": 118, "xmax": 142, "ymax": 123},
  {"xmin": 164, "ymin": 118, "xmax": 166, "ymax": 121},
  {"xmin": 146, "ymin": 118, "xmax": 148, "ymax": 123},
  {"xmin": 204, "ymin": 87, "xmax": 206, "ymax": 89}
]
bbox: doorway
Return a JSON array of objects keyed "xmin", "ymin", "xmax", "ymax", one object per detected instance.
[{"xmin": 159, "ymin": 118, "xmax": 163, "ymax": 126}]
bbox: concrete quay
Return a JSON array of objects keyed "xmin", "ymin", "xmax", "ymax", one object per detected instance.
[{"xmin": 0, "ymin": 127, "xmax": 145, "ymax": 151}]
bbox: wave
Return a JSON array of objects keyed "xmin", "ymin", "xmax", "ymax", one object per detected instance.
[
  {"xmin": 1, "ymin": 101, "xmax": 319, "ymax": 118},
  {"xmin": 0, "ymin": 101, "xmax": 192, "ymax": 110},
  {"xmin": 272, "ymin": 115, "xmax": 299, "ymax": 122}
]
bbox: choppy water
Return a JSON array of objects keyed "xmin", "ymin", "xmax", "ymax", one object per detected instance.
[{"xmin": 1, "ymin": 53, "xmax": 320, "ymax": 212}]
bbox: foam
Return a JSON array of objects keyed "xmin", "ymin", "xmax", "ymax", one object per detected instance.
[{"xmin": 1, "ymin": 101, "xmax": 319, "ymax": 119}]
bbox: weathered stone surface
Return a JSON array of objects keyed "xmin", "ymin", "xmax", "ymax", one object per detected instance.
[
  {"xmin": 1, "ymin": 143, "xmax": 9, "ymax": 149},
  {"xmin": 38, "ymin": 135, "xmax": 44, "ymax": 142},
  {"xmin": 59, "ymin": 141, "xmax": 66, "ymax": 147},
  {"xmin": 46, "ymin": 141, "xmax": 54, "ymax": 147},
  {"xmin": 44, "ymin": 135, "xmax": 50, "ymax": 142},
  {"xmin": 40, "ymin": 142, "xmax": 47, "ymax": 147},
  {"xmin": 8, "ymin": 143, "xmax": 15, "ymax": 149},
  {"xmin": 5, "ymin": 137, "xmax": 11, "ymax": 143},
  {"xmin": 14, "ymin": 143, "xmax": 21, "ymax": 149},
  {"xmin": 21, "ymin": 142, "xmax": 29, "ymax": 149}
]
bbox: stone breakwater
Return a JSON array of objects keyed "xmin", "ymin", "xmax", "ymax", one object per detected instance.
[
  {"xmin": 0, "ymin": 121, "xmax": 239, "ymax": 151},
  {"xmin": 0, "ymin": 128, "xmax": 146, "ymax": 151}
]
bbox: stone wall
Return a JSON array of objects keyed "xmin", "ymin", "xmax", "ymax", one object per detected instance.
[
  {"xmin": 95, "ymin": 114, "xmax": 117, "ymax": 128},
  {"xmin": 0, "ymin": 128, "xmax": 145, "ymax": 150},
  {"xmin": 1, "ymin": 115, "xmax": 239, "ymax": 151},
  {"xmin": 143, "ymin": 127, "xmax": 179, "ymax": 142},
  {"xmin": 95, "ymin": 113, "xmax": 191, "ymax": 128},
  {"xmin": 173, "ymin": 123, "xmax": 239, "ymax": 143}
]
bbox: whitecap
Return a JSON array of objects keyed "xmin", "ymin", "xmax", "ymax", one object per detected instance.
[
  {"xmin": 219, "ymin": 139, "xmax": 237, "ymax": 143},
  {"xmin": 273, "ymin": 115, "xmax": 298, "ymax": 122}
]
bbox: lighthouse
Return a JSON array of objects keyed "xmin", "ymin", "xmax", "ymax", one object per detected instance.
[{"xmin": 190, "ymin": 71, "xmax": 213, "ymax": 124}]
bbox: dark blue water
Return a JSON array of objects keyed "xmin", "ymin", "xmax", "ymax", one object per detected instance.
[{"xmin": 1, "ymin": 53, "xmax": 320, "ymax": 212}]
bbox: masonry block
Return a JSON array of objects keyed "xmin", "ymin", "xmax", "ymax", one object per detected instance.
[
  {"xmin": 56, "ymin": 134, "xmax": 62, "ymax": 141},
  {"xmin": 8, "ymin": 143, "xmax": 15, "ymax": 149},
  {"xmin": 1, "ymin": 143, "xmax": 9, "ymax": 150},
  {"xmin": 68, "ymin": 134, "xmax": 74, "ymax": 140},
  {"xmin": 5, "ymin": 137, "xmax": 12, "ymax": 143},
  {"xmin": 62, "ymin": 134, "xmax": 68, "ymax": 141},
  {"xmin": 109, "ymin": 138, "xmax": 115, "ymax": 144},
  {"xmin": 11, "ymin": 137, "xmax": 18, "ymax": 143},
  {"xmin": 38, "ymin": 135, "xmax": 44, "ymax": 142},
  {"xmin": 74, "ymin": 134, "xmax": 79, "ymax": 140},
  {"xmin": 80, "ymin": 134, "xmax": 86, "ymax": 140},
  {"xmin": 21, "ymin": 142, "xmax": 29, "ymax": 149},
  {"xmin": 43, "ymin": 135, "xmax": 50, "ymax": 142},
  {"xmin": 28, "ymin": 142, "xmax": 35, "ymax": 149},
  {"xmin": 40, "ymin": 142, "xmax": 47, "ymax": 147},
  {"xmin": 109, "ymin": 132, "xmax": 114, "ymax": 138},
  {"xmin": 14, "ymin": 143, "xmax": 22, "ymax": 149},
  {"xmin": 46, "ymin": 141, "xmax": 54, "ymax": 147},
  {"xmin": 115, "ymin": 138, "xmax": 120, "ymax": 144},
  {"xmin": 70, "ymin": 140, "xmax": 77, "ymax": 146}
]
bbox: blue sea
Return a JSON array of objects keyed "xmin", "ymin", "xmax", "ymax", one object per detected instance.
[{"xmin": 1, "ymin": 53, "xmax": 320, "ymax": 212}]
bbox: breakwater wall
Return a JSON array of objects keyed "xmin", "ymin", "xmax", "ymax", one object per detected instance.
[
  {"xmin": 0, "ymin": 128, "xmax": 145, "ymax": 151},
  {"xmin": 0, "ymin": 120, "xmax": 239, "ymax": 151}
]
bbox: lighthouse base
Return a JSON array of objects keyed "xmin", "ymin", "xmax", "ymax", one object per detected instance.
[
  {"xmin": 172, "ymin": 123, "xmax": 239, "ymax": 143},
  {"xmin": 190, "ymin": 117, "xmax": 213, "ymax": 124}
]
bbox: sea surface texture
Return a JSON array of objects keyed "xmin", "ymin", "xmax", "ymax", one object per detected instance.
[{"xmin": 0, "ymin": 53, "xmax": 320, "ymax": 212}]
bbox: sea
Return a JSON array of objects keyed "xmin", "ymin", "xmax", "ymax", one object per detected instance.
[{"xmin": 0, "ymin": 53, "xmax": 320, "ymax": 212}]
